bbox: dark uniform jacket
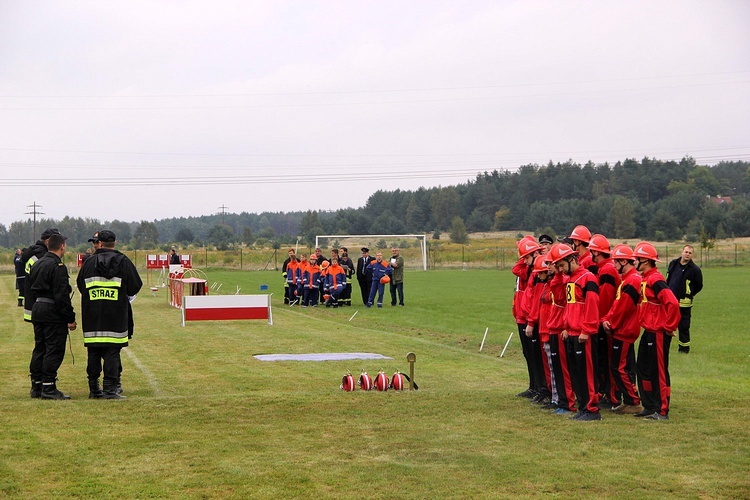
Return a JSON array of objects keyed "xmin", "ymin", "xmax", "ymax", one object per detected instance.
[
  {"xmin": 22, "ymin": 241, "xmax": 50, "ymax": 321},
  {"xmin": 77, "ymin": 248, "xmax": 142, "ymax": 347},
  {"xmin": 27, "ymin": 252, "xmax": 76, "ymax": 324},
  {"xmin": 666, "ymin": 258, "xmax": 703, "ymax": 308}
]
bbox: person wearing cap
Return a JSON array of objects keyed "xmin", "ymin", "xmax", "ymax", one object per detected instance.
[
  {"xmin": 538, "ymin": 234, "xmax": 554, "ymax": 254},
  {"xmin": 389, "ymin": 247, "xmax": 405, "ymax": 307},
  {"xmin": 21, "ymin": 228, "xmax": 61, "ymax": 322},
  {"xmin": 26, "ymin": 233, "xmax": 77, "ymax": 400},
  {"xmin": 77, "ymin": 230, "xmax": 142, "ymax": 400},
  {"xmin": 632, "ymin": 242, "xmax": 680, "ymax": 420},
  {"xmin": 356, "ymin": 247, "xmax": 372, "ymax": 305}
]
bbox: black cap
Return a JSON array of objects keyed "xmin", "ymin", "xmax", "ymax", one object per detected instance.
[
  {"xmin": 538, "ymin": 234, "xmax": 553, "ymax": 245},
  {"xmin": 97, "ymin": 230, "xmax": 116, "ymax": 243},
  {"xmin": 557, "ymin": 236, "xmax": 574, "ymax": 244},
  {"xmin": 40, "ymin": 228, "xmax": 61, "ymax": 239},
  {"xmin": 87, "ymin": 231, "xmax": 101, "ymax": 243},
  {"xmin": 361, "ymin": 247, "xmax": 369, "ymax": 252}
]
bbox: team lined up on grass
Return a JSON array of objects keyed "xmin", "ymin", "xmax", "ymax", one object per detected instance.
[
  {"xmin": 513, "ymin": 226, "xmax": 680, "ymax": 421},
  {"xmin": 281, "ymin": 247, "xmax": 395, "ymax": 309}
]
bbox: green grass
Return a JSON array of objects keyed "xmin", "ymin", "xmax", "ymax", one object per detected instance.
[{"xmin": 0, "ymin": 268, "xmax": 748, "ymax": 498}]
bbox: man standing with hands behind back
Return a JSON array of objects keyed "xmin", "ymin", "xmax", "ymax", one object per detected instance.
[
  {"xmin": 77, "ymin": 230, "xmax": 142, "ymax": 400},
  {"xmin": 389, "ymin": 246, "xmax": 405, "ymax": 306}
]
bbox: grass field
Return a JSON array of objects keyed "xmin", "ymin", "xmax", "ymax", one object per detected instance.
[{"xmin": 1, "ymin": 268, "xmax": 748, "ymax": 498}]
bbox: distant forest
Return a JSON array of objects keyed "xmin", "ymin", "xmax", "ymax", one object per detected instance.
[{"xmin": 2, "ymin": 157, "xmax": 748, "ymax": 249}]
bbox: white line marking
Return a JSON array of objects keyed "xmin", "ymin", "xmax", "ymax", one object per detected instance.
[{"xmin": 123, "ymin": 347, "xmax": 161, "ymax": 396}]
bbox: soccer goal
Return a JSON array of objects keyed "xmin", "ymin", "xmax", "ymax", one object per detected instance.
[{"xmin": 314, "ymin": 234, "xmax": 427, "ymax": 271}]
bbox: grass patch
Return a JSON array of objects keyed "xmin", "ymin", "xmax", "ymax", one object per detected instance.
[{"xmin": 0, "ymin": 268, "xmax": 748, "ymax": 498}]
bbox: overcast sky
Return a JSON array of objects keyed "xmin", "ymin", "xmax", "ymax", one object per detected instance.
[{"xmin": 1, "ymin": 1, "xmax": 749, "ymax": 228}]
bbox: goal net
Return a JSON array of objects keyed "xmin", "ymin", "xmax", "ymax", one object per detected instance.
[{"xmin": 314, "ymin": 234, "xmax": 427, "ymax": 271}]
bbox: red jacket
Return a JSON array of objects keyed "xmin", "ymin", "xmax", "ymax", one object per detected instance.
[
  {"xmin": 603, "ymin": 267, "xmax": 641, "ymax": 343},
  {"xmin": 563, "ymin": 266, "xmax": 600, "ymax": 336},
  {"xmin": 638, "ymin": 267, "xmax": 680, "ymax": 333},
  {"xmin": 596, "ymin": 258, "xmax": 621, "ymax": 320},
  {"xmin": 511, "ymin": 258, "xmax": 532, "ymax": 324},
  {"xmin": 546, "ymin": 272, "xmax": 567, "ymax": 334},
  {"xmin": 579, "ymin": 251, "xmax": 597, "ymax": 275},
  {"xmin": 524, "ymin": 275, "xmax": 546, "ymax": 329}
]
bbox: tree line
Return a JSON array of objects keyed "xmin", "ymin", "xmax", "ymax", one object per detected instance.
[{"xmin": 1, "ymin": 157, "xmax": 747, "ymax": 250}]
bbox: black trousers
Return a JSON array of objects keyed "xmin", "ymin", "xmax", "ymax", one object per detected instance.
[
  {"xmin": 517, "ymin": 323, "xmax": 534, "ymax": 391},
  {"xmin": 87, "ymin": 345, "xmax": 122, "ymax": 383},
  {"xmin": 389, "ymin": 282, "xmax": 404, "ymax": 305},
  {"xmin": 357, "ymin": 278, "xmax": 369, "ymax": 305},
  {"xmin": 566, "ymin": 335, "xmax": 600, "ymax": 413},
  {"xmin": 610, "ymin": 339, "xmax": 640, "ymax": 406},
  {"xmin": 637, "ymin": 331, "xmax": 672, "ymax": 415},
  {"xmin": 30, "ymin": 321, "xmax": 68, "ymax": 384},
  {"xmin": 678, "ymin": 307, "xmax": 692, "ymax": 351}
]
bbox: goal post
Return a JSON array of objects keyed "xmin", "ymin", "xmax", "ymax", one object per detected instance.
[{"xmin": 314, "ymin": 234, "xmax": 427, "ymax": 271}]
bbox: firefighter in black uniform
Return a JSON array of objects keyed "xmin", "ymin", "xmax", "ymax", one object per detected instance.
[
  {"xmin": 14, "ymin": 248, "xmax": 25, "ymax": 307},
  {"xmin": 21, "ymin": 228, "xmax": 61, "ymax": 322},
  {"xmin": 27, "ymin": 233, "xmax": 77, "ymax": 400},
  {"xmin": 666, "ymin": 244, "xmax": 704, "ymax": 353},
  {"xmin": 77, "ymin": 230, "xmax": 142, "ymax": 399}
]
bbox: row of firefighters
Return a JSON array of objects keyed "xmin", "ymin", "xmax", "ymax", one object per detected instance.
[
  {"xmin": 513, "ymin": 226, "xmax": 681, "ymax": 421},
  {"xmin": 282, "ymin": 252, "xmax": 391, "ymax": 308}
]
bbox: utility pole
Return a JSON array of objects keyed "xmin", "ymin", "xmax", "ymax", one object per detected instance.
[
  {"xmin": 218, "ymin": 204, "xmax": 229, "ymax": 225},
  {"xmin": 25, "ymin": 201, "xmax": 44, "ymax": 241}
]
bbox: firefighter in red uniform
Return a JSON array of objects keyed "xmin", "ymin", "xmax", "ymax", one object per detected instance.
[
  {"xmin": 632, "ymin": 242, "xmax": 680, "ymax": 420},
  {"xmin": 567, "ymin": 225, "xmax": 597, "ymax": 275},
  {"xmin": 524, "ymin": 255, "xmax": 552, "ymax": 405},
  {"xmin": 549, "ymin": 243, "xmax": 601, "ymax": 421},
  {"xmin": 588, "ymin": 234, "xmax": 622, "ymax": 408},
  {"xmin": 511, "ymin": 236, "xmax": 542, "ymax": 398},
  {"xmin": 602, "ymin": 244, "xmax": 643, "ymax": 414},
  {"xmin": 545, "ymin": 244, "xmax": 576, "ymax": 415}
]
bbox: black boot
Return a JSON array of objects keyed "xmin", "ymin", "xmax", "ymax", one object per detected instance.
[
  {"xmin": 18, "ymin": 298, "xmax": 24, "ymax": 307},
  {"xmin": 88, "ymin": 379, "xmax": 104, "ymax": 399},
  {"xmin": 103, "ymin": 379, "xmax": 126, "ymax": 400},
  {"xmin": 30, "ymin": 379, "xmax": 42, "ymax": 399},
  {"xmin": 41, "ymin": 383, "xmax": 71, "ymax": 400},
  {"xmin": 116, "ymin": 378, "xmax": 124, "ymax": 395}
]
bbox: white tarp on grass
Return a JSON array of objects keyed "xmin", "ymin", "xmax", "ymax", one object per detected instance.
[{"xmin": 254, "ymin": 353, "xmax": 393, "ymax": 362}]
